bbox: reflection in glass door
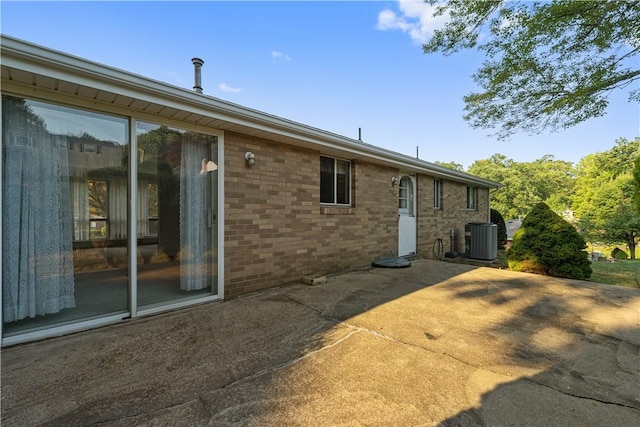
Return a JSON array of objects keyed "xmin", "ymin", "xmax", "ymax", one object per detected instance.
[
  {"xmin": 2, "ymin": 96, "xmax": 130, "ymax": 337},
  {"xmin": 136, "ymin": 122, "xmax": 218, "ymax": 309}
]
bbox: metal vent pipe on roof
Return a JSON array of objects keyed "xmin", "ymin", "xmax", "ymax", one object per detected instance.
[{"xmin": 192, "ymin": 57, "xmax": 204, "ymax": 94}]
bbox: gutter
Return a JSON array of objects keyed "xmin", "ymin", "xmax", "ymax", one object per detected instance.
[{"xmin": 1, "ymin": 35, "xmax": 501, "ymax": 189}]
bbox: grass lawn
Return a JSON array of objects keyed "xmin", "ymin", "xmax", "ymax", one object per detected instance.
[
  {"xmin": 589, "ymin": 260, "xmax": 640, "ymax": 288},
  {"xmin": 446, "ymin": 250, "xmax": 639, "ymax": 289}
]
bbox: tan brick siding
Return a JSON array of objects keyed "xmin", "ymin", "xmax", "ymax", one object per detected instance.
[
  {"xmin": 416, "ymin": 175, "xmax": 489, "ymax": 257},
  {"xmin": 224, "ymin": 132, "xmax": 491, "ymax": 298},
  {"xmin": 224, "ymin": 132, "xmax": 398, "ymax": 298}
]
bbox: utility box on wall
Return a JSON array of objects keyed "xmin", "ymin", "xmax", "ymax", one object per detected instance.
[{"xmin": 466, "ymin": 222, "xmax": 498, "ymax": 260}]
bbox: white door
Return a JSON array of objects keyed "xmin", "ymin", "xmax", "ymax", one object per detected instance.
[{"xmin": 398, "ymin": 175, "xmax": 416, "ymax": 256}]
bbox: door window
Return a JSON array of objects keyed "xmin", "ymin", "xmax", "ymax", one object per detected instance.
[{"xmin": 399, "ymin": 176, "xmax": 414, "ymax": 216}]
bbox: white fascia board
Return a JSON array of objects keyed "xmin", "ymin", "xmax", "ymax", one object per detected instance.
[{"xmin": 1, "ymin": 35, "xmax": 501, "ymax": 189}]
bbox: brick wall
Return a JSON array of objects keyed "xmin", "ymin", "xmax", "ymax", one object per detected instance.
[
  {"xmin": 224, "ymin": 132, "xmax": 398, "ymax": 298},
  {"xmin": 416, "ymin": 174, "xmax": 489, "ymax": 257},
  {"xmin": 224, "ymin": 132, "xmax": 492, "ymax": 298}
]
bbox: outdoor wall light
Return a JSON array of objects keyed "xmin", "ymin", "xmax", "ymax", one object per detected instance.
[
  {"xmin": 244, "ymin": 151, "xmax": 256, "ymax": 166},
  {"xmin": 391, "ymin": 176, "xmax": 399, "ymax": 185}
]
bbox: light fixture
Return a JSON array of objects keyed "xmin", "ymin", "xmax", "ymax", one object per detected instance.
[
  {"xmin": 244, "ymin": 151, "xmax": 256, "ymax": 166},
  {"xmin": 391, "ymin": 176, "xmax": 399, "ymax": 185}
]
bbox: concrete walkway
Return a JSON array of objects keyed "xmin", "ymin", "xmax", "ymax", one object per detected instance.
[{"xmin": 2, "ymin": 259, "xmax": 639, "ymax": 426}]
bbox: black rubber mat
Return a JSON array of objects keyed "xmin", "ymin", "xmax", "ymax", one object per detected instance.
[{"xmin": 371, "ymin": 257, "xmax": 411, "ymax": 268}]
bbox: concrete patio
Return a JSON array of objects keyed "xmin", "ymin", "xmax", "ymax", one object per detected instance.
[{"xmin": 2, "ymin": 259, "xmax": 639, "ymax": 426}]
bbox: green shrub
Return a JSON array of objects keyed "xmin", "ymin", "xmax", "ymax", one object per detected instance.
[
  {"xmin": 507, "ymin": 202, "xmax": 592, "ymax": 280},
  {"xmin": 611, "ymin": 247, "xmax": 629, "ymax": 260},
  {"xmin": 491, "ymin": 208, "xmax": 508, "ymax": 249}
]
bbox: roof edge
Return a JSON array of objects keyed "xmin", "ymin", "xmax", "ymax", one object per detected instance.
[{"xmin": 1, "ymin": 34, "xmax": 501, "ymax": 188}]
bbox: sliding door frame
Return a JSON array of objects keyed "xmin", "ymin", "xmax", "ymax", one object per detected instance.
[{"xmin": 0, "ymin": 89, "xmax": 225, "ymax": 346}]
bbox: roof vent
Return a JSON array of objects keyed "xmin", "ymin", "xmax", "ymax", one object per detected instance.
[{"xmin": 191, "ymin": 57, "xmax": 204, "ymax": 94}]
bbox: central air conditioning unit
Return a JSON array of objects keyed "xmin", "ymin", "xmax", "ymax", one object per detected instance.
[{"xmin": 465, "ymin": 222, "xmax": 498, "ymax": 261}]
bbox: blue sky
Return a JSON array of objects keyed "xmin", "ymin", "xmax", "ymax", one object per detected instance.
[{"xmin": 2, "ymin": 1, "xmax": 638, "ymax": 169}]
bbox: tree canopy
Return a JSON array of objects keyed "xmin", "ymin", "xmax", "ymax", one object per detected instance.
[
  {"xmin": 633, "ymin": 157, "xmax": 640, "ymax": 214},
  {"xmin": 423, "ymin": 0, "xmax": 640, "ymax": 139},
  {"xmin": 572, "ymin": 138, "xmax": 640, "ymax": 259},
  {"xmin": 467, "ymin": 153, "xmax": 574, "ymax": 219},
  {"xmin": 433, "ymin": 160, "xmax": 465, "ymax": 172},
  {"xmin": 439, "ymin": 138, "xmax": 640, "ymax": 257}
]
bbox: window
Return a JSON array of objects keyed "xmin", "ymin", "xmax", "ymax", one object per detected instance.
[
  {"xmin": 398, "ymin": 176, "xmax": 414, "ymax": 216},
  {"xmin": 320, "ymin": 156, "xmax": 351, "ymax": 205},
  {"xmin": 466, "ymin": 186, "xmax": 477, "ymax": 210},
  {"xmin": 433, "ymin": 179, "xmax": 442, "ymax": 209}
]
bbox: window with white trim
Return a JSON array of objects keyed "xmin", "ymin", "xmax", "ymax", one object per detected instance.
[
  {"xmin": 466, "ymin": 186, "xmax": 477, "ymax": 210},
  {"xmin": 433, "ymin": 179, "xmax": 442, "ymax": 209},
  {"xmin": 320, "ymin": 156, "xmax": 351, "ymax": 205}
]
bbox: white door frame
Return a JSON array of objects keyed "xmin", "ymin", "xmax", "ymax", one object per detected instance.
[{"xmin": 398, "ymin": 175, "xmax": 416, "ymax": 256}]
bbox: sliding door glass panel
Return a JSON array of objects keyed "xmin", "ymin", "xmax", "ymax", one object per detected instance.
[
  {"xmin": 2, "ymin": 96, "xmax": 129, "ymax": 336},
  {"xmin": 136, "ymin": 122, "xmax": 218, "ymax": 309}
]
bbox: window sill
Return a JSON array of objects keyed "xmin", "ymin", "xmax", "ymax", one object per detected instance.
[{"xmin": 320, "ymin": 206, "xmax": 353, "ymax": 215}]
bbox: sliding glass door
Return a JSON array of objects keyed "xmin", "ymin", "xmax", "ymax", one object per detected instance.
[
  {"xmin": 135, "ymin": 122, "xmax": 219, "ymax": 309},
  {"xmin": 2, "ymin": 95, "xmax": 130, "ymax": 335},
  {"xmin": 2, "ymin": 96, "xmax": 221, "ymax": 341}
]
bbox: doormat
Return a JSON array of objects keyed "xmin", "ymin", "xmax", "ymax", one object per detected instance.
[{"xmin": 371, "ymin": 257, "xmax": 411, "ymax": 268}]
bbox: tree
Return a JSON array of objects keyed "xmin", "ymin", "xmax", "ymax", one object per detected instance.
[
  {"xmin": 468, "ymin": 153, "xmax": 574, "ymax": 219},
  {"xmin": 577, "ymin": 173, "xmax": 640, "ymax": 259},
  {"xmin": 634, "ymin": 157, "xmax": 640, "ymax": 214},
  {"xmin": 508, "ymin": 202, "xmax": 591, "ymax": 280},
  {"xmin": 467, "ymin": 154, "xmax": 520, "ymax": 218},
  {"xmin": 423, "ymin": 1, "xmax": 640, "ymax": 139},
  {"xmin": 572, "ymin": 138, "xmax": 640, "ymax": 259},
  {"xmin": 434, "ymin": 161, "xmax": 464, "ymax": 171}
]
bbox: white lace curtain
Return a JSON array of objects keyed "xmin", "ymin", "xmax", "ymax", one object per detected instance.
[
  {"xmin": 137, "ymin": 180, "xmax": 150, "ymax": 237},
  {"xmin": 106, "ymin": 178, "xmax": 150, "ymax": 239},
  {"xmin": 71, "ymin": 178, "xmax": 90, "ymax": 241},
  {"xmin": 107, "ymin": 178, "xmax": 127, "ymax": 240},
  {"xmin": 2, "ymin": 99, "xmax": 76, "ymax": 322},
  {"xmin": 179, "ymin": 139, "xmax": 211, "ymax": 291}
]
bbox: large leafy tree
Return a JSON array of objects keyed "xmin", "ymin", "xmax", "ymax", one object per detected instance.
[
  {"xmin": 423, "ymin": 0, "xmax": 640, "ymax": 139},
  {"xmin": 467, "ymin": 153, "xmax": 574, "ymax": 219},
  {"xmin": 433, "ymin": 160, "xmax": 464, "ymax": 172},
  {"xmin": 573, "ymin": 138, "xmax": 640, "ymax": 259},
  {"xmin": 633, "ymin": 157, "xmax": 640, "ymax": 214}
]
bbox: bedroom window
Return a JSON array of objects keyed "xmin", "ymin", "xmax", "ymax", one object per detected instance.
[{"xmin": 320, "ymin": 156, "xmax": 351, "ymax": 205}]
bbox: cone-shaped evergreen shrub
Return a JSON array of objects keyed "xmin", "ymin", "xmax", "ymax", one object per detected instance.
[{"xmin": 507, "ymin": 202, "xmax": 592, "ymax": 280}]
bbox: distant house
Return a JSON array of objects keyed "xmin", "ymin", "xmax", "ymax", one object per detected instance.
[
  {"xmin": 1, "ymin": 35, "xmax": 500, "ymax": 345},
  {"xmin": 506, "ymin": 218, "xmax": 523, "ymax": 242}
]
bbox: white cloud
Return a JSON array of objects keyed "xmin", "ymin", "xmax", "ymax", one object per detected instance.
[
  {"xmin": 376, "ymin": 0, "xmax": 449, "ymax": 44},
  {"xmin": 219, "ymin": 83, "xmax": 242, "ymax": 93},
  {"xmin": 271, "ymin": 50, "xmax": 292, "ymax": 62}
]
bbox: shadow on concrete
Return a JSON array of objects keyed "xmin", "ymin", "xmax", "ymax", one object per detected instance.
[
  {"xmin": 2, "ymin": 260, "xmax": 639, "ymax": 425},
  {"xmin": 201, "ymin": 264, "xmax": 640, "ymax": 425},
  {"xmin": 436, "ymin": 275, "xmax": 640, "ymax": 426}
]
